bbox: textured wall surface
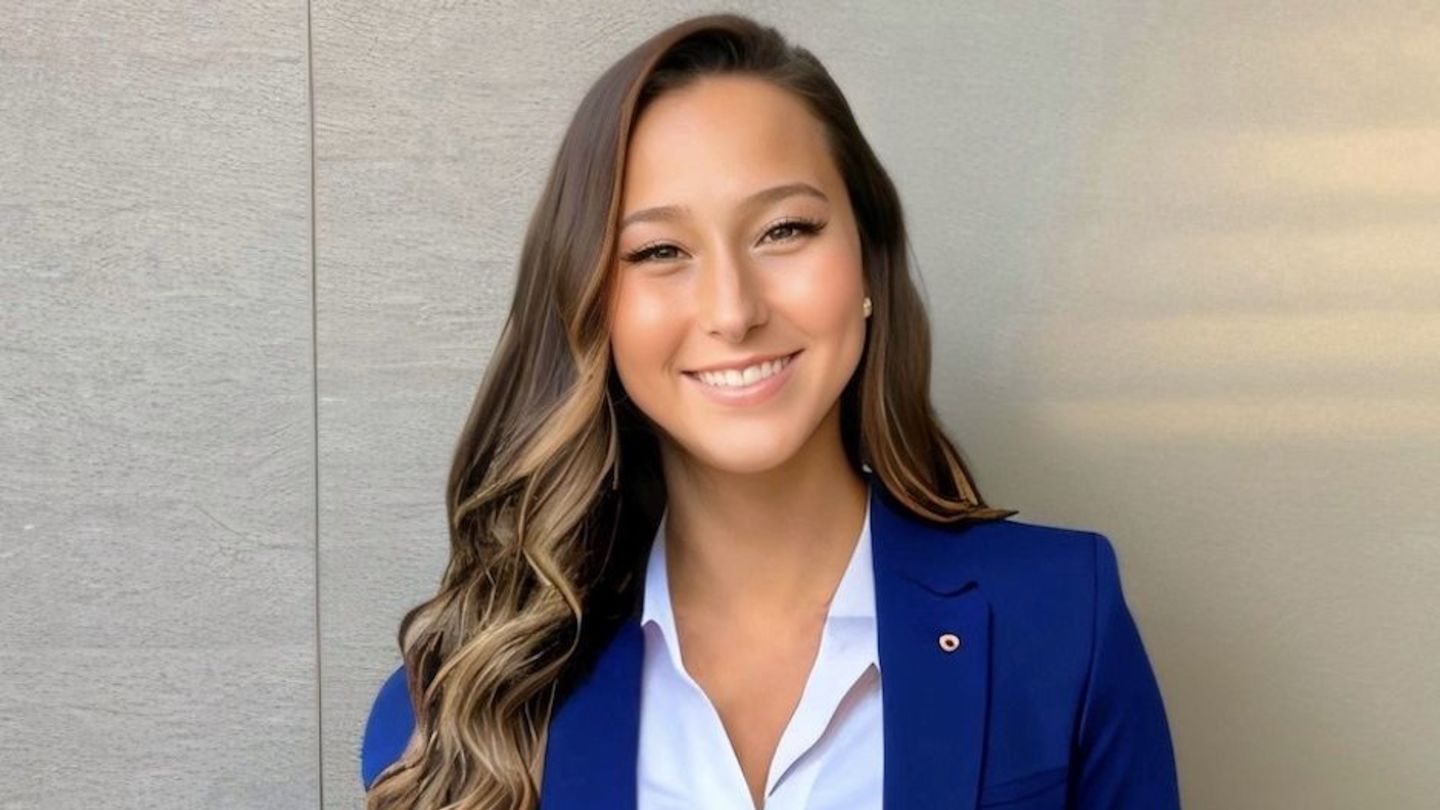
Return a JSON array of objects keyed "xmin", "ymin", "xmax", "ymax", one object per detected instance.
[
  {"xmin": 0, "ymin": 1, "xmax": 317, "ymax": 808},
  {"xmin": 3, "ymin": 2, "xmax": 1437, "ymax": 809}
]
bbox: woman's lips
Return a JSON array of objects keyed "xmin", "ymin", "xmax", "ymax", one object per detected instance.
[{"xmin": 682, "ymin": 350, "xmax": 801, "ymax": 407}]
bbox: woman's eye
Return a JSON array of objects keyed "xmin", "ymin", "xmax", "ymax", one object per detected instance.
[
  {"xmin": 762, "ymin": 218, "xmax": 825, "ymax": 244},
  {"xmin": 623, "ymin": 244, "xmax": 679, "ymax": 264},
  {"xmin": 622, "ymin": 218, "xmax": 826, "ymax": 265}
]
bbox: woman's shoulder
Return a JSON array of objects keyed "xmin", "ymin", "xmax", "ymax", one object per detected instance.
[
  {"xmin": 359, "ymin": 662, "xmax": 413, "ymax": 791},
  {"xmin": 945, "ymin": 514, "xmax": 1113, "ymax": 579},
  {"xmin": 939, "ymin": 516, "xmax": 1135, "ymax": 631}
]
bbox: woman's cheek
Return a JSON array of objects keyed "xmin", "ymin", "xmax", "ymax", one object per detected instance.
[
  {"xmin": 612, "ymin": 283, "xmax": 684, "ymax": 384},
  {"xmin": 787, "ymin": 254, "xmax": 862, "ymax": 330}
]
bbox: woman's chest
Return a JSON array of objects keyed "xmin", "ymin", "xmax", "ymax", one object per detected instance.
[{"xmin": 637, "ymin": 620, "xmax": 885, "ymax": 809}]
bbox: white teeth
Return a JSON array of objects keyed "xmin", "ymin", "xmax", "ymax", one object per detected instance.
[{"xmin": 693, "ymin": 354, "xmax": 793, "ymax": 388}]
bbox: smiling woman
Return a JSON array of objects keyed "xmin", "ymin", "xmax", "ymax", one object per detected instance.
[
  {"xmin": 361, "ymin": 12, "xmax": 1178, "ymax": 810},
  {"xmin": 609, "ymin": 75, "xmax": 867, "ymax": 474}
]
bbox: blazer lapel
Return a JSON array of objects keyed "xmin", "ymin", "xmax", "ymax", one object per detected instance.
[
  {"xmin": 539, "ymin": 616, "xmax": 644, "ymax": 810},
  {"xmin": 540, "ymin": 475, "xmax": 992, "ymax": 810},
  {"xmin": 869, "ymin": 478, "xmax": 992, "ymax": 809}
]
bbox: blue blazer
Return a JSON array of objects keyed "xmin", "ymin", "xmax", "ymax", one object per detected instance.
[{"xmin": 361, "ymin": 477, "xmax": 1182, "ymax": 808}]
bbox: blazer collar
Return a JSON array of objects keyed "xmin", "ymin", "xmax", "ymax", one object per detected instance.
[{"xmin": 539, "ymin": 473, "xmax": 993, "ymax": 809}]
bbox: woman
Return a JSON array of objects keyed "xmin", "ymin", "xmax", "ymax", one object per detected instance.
[{"xmin": 361, "ymin": 12, "xmax": 1180, "ymax": 810}]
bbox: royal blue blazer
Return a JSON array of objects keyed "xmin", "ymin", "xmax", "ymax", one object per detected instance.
[{"xmin": 361, "ymin": 476, "xmax": 1182, "ymax": 808}]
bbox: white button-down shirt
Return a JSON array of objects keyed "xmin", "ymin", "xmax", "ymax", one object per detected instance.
[{"xmin": 637, "ymin": 498, "xmax": 884, "ymax": 810}]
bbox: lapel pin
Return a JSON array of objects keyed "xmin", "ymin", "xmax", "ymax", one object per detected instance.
[{"xmin": 937, "ymin": 632, "xmax": 961, "ymax": 652}]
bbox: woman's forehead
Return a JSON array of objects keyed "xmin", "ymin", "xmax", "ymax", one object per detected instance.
[{"xmin": 621, "ymin": 78, "xmax": 837, "ymax": 216}]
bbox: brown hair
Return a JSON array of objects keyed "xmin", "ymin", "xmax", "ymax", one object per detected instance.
[{"xmin": 365, "ymin": 12, "xmax": 1017, "ymax": 809}]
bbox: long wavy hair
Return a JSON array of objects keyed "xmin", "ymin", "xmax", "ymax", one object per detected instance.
[{"xmin": 364, "ymin": 12, "xmax": 1017, "ymax": 810}]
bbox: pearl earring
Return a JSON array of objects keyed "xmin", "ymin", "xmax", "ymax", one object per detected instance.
[{"xmin": 862, "ymin": 296, "xmax": 872, "ymax": 318}]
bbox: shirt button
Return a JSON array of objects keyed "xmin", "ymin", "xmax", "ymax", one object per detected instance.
[{"xmin": 938, "ymin": 632, "xmax": 961, "ymax": 652}]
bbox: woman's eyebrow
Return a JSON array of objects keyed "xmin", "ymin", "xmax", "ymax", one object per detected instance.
[{"xmin": 618, "ymin": 181, "xmax": 828, "ymax": 231}]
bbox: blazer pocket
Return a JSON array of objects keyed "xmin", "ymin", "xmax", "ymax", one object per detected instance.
[{"xmin": 978, "ymin": 765, "xmax": 1068, "ymax": 807}]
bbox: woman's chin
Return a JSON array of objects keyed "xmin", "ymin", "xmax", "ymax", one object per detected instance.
[{"xmin": 683, "ymin": 440, "xmax": 802, "ymax": 477}]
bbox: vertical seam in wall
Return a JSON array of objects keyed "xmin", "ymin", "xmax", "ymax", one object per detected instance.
[{"xmin": 305, "ymin": 0, "xmax": 324, "ymax": 805}]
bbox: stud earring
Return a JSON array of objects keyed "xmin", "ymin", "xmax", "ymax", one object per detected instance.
[{"xmin": 862, "ymin": 296, "xmax": 872, "ymax": 318}]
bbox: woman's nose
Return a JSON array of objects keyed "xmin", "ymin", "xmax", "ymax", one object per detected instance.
[{"xmin": 694, "ymin": 253, "xmax": 767, "ymax": 341}]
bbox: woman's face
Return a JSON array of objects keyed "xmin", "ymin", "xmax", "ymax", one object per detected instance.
[{"xmin": 609, "ymin": 75, "xmax": 868, "ymax": 476}]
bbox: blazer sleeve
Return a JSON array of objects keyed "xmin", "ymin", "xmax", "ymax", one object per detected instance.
[
  {"xmin": 359, "ymin": 663, "xmax": 415, "ymax": 791},
  {"xmin": 1072, "ymin": 532, "xmax": 1183, "ymax": 809}
]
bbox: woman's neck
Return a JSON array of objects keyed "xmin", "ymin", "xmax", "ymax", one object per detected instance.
[{"xmin": 658, "ymin": 446, "xmax": 869, "ymax": 631}]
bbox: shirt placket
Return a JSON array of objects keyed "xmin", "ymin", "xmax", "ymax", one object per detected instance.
[{"xmin": 761, "ymin": 618, "xmax": 877, "ymax": 808}]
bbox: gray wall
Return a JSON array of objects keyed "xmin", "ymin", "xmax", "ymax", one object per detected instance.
[{"xmin": 3, "ymin": 2, "xmax": 1436, "ymax": 808}]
